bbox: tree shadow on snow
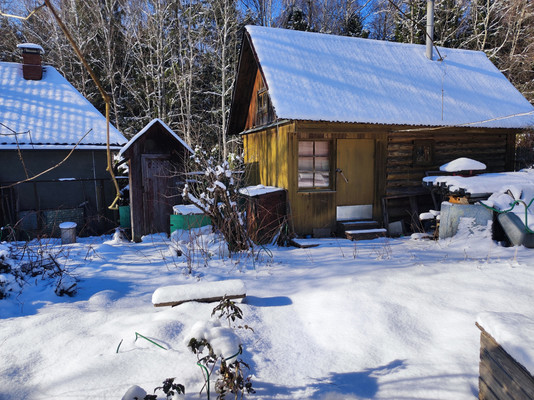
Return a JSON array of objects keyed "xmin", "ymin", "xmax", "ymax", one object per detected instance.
[
  {"xmin": 310, "ymin": 359, "xmax": 406, "ymax": 399},
  {"xmin": 243, "ymin": 295, "xmax": 293, "ymax": 307},
  {"xmin": 253, "ymin": 359, "xmax": 406, "ymax": 399},
  {"xmin": 0, "ymin": 277, "xmax": 132, "ymax": 317}
]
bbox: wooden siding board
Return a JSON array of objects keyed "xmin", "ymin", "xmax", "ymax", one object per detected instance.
[
  {"xmin": 479, "ymin": 379, "xmax": 501, "ymax": 400},
  {"xmin": 243, "ymin": 122, "xmax": 293, "ymax": 189},
  {"xmin": 479, "ymin": 351, "xmax": 520, "ymax": 400},
  {"xmin": 292, "ymin": 191, "xmax": 336, "ymax": 235},
  {"xmin": 228, "ymin": 33, "xmax": 259, "ymax": 136},
  {"xmin": 245, "ymin": 70, "xmax": 263, "ymax": 131}
]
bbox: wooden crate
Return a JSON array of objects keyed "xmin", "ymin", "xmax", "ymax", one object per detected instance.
[{"xmin": 477, "ymin": 323, "xmax": 534, "ymax": 399}]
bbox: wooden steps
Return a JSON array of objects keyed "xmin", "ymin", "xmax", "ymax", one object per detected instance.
[{"xmin": 337, "ymin": 220, "xmax": 387, "ymax": 241}]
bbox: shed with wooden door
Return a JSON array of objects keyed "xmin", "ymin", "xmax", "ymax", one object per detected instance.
[
  {"xmin": 119, "ymin": 119, "xmax": 193, "ymax": 242},
  {"xmin": 227, "ymin": 25, "xmax": 534, "ymax": 238}
]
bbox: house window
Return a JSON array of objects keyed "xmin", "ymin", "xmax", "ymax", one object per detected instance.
[
  {"xmin": 256, "ymin": 88, "xmax": 271, "ymax": 126},
  {"xmin": 298, "ymin": 141, "xmax": 331, "ymax": 189},
  {"xmin": 413, "ymin": 140, "xmax": 434, "ymax": 166}
]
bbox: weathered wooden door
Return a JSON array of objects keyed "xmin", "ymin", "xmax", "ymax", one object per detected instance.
[
  {"xmin": 336, "ymin": 139, "xmax": 375, "ymax": 207},
  {"xmin": 141, "ymin": 155, "xmax": 175, "ymax": 234}
]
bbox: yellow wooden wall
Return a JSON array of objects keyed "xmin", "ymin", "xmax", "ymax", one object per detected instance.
[
  {"xmin": 243, "ymin": 121, "xmax": 294, "ymax": 189},
  {"xmin": 244, "ymin": 121, "xmax": 389, "ymax": 236}
]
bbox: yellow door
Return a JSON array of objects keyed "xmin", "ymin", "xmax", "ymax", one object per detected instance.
[{"xmin": 336, "ymin": 139, "xmax": 375, "ymax": 206}]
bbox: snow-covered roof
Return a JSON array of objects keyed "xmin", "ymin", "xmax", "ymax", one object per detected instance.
[
  {"xmin": 0, "ymin": 61, "xmax": 127, "ymax": 150},
  {"xmin": 246, "ymin": 25, "xmax": 534, "ymax": 129},
  {"xmin": 119, "ymin": 118, "xmax": 193, "ymax": 158}
]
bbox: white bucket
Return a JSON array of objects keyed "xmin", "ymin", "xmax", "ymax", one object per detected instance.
[{"xmin": 59, "ymin": 222, "xmax": 77, "ymax": 244}]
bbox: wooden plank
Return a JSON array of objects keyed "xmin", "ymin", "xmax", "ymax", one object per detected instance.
[
  {"xmin": 479, "ymin": 351, "xmax": 517, "ymax": 400},
  {"xmin": 479, "ymin": 378, "xmax": 502, "ymax": 400},
  {"xmin": 292, "ymin": 191, "xmax": 336, "ymax": 236},
  {"xmin": 154, "ymin": 293, "xmax": 246, "ymax": 308},
  {"xmin": 477, "ymin": 324, "xmax": 534, "ymax": 400},
  {"xmin": 288, "ymin": 238, "xmax": 320, "ymax": 248},
  {"xmin": 481, "ymin": 332, "xmax": 534, "ymax": 398}
]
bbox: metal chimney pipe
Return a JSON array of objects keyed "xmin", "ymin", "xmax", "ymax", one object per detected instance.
[{"xmin": 426, "ymin": 0, "xmax": 434, "ymax": 60}]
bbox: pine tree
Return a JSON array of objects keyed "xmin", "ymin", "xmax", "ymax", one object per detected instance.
[
  {"xmin": 341, "ymin": 11, "xmax": 369, "ymax": 37},
  {"xmin": 433, "ymin": 0, "xmax": 469, "ymax": 48},
  {"xmin": 393, "ymin": 0, "xmax": 426, "ymax": 43}
]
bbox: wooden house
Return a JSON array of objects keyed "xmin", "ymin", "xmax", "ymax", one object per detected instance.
[
  {"xmin": 228, "ymin": 26, "xmax": 534, "ymax": 237},
  {"xmin": 0, "ymin": 44, "xmax": 127, "ymax": 237},
  {"xmin": 119, "ymin": 119, "xmax": 193, "ymax": 242}
]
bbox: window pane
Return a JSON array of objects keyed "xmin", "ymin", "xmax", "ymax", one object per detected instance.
[
  {"xmin": 315, "ymin": 141, "xmax": 329, "ymax": 157},
  {"xmin": 298, "ymin": 140, "xmax": 330, "ymax": 189},
  {"xmin": 315, "ymin": 156, "xmax": 329, "ymax": 171},
  {"xmin": 298, "ymin": 158, "xmax": 313, "ymax": 172},
  {"xmin": 315, "ymin": 172, "xmax": 330, "ymax": 187},
  {"xmin": 299, "ymin": 141, "xmax": 314, "ymax": 156},
  {"xmin": 298, "ymin": 172, "xmax": 314, "ymax": 187}
]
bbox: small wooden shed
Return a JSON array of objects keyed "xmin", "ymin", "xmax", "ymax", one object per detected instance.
[
  {"xmin": 227, "ymin": 26, "xmax": 534, "ymax": 237},
  {"xmin": 119, "ymin": 119, "xmax": 193, "ymax": 242}
]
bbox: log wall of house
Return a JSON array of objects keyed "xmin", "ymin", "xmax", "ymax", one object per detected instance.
[
  {"xmin": 384, "ymin": 127, "xmax": 517, "ymax": 223},
  {"xmin": 386, "ymin": 128, "xmax": 515, "ymax": 197}
]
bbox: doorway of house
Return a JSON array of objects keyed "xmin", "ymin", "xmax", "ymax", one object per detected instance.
[{"xmin": 336, "ymin": 139, "xmax": 375, "ymax": 220}]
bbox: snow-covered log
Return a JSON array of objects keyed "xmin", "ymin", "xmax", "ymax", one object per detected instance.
[{"xmin": 152, "ymin": 279, "xmax": 246, "ymax": 307}]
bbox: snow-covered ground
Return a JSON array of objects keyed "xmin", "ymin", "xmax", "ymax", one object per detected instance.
[{"xmin": 1, "ymin": 222, "xmax": 533, "ymax": 400}]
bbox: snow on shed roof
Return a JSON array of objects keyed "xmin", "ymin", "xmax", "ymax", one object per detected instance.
[
  {"xmin": 246, "ymin": 25, "xmax": 534, "ymax": 129},
  {"xmin": 118, "ymin": 118, "xmax": 193, "ymax": 158},
  {"xmin": 0, "ymin": 61, "xmax": 127, "ymax": 149}
]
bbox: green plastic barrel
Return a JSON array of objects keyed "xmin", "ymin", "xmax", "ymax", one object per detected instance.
[
  {"xmin": 119, "ymin": 206, "xmax": 131, "ymax": 228},
  {"xmin": 170, "ymin": 214, "xmax": 211, "ymax": 233}
]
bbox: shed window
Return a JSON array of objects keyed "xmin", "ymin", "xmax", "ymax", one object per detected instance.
[
  {"xmin": 298, "ymin": 141, "xmax": 331, "ymax": 189},
  {"xmin": 413, "ymin": 140, "xmax": 434, "ymax": 166}
]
